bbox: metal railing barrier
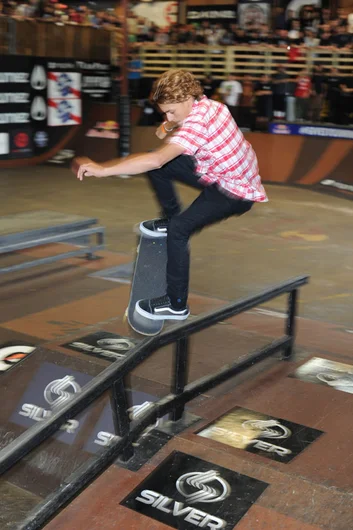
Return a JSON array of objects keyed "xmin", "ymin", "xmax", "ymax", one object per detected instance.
[{"xmin": 0, "ymin": 274, "xmax": 309, "ymax": 530}]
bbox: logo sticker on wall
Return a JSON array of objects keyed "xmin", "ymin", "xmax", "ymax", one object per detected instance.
[
  {"xmin": 31, "ymin": 96, "xmax": 47, "ymax": 121},
  {"xmin": 62, "ymin": 331, "xmax": 140, "ymax": 362},
  {"xmin": 197, "ymin": 407, "xmax": 324, "ymax": 463},
  {"xmin": 47, "ymin": 71, "xmax": 81, "ymax": 126},
  {"xmin": 289, "ymin": 356, "xmax": 353, "ymax": 394},
  {"xmin": 0, "ymin": 343, "xmax": 36, "ymax": 373},
  {"xmin": 121, "ymin": 451, "xmax": 268, "ymax": 529},
  {"xmin": 30, "ymin": 65, "xmax": 47, "ymax": 91}
]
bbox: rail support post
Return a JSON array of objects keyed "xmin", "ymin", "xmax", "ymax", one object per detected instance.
[{"xmin": 170, "ymin": 335, "xmax": 189, "ymax": 422}]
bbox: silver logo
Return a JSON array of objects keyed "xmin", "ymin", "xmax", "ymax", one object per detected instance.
[
  {"xmin": 44, "ymin": 375, "xmax": 81, "ymax": 409},
  {"xmin": 242, "ymin": 419, "xmax": 291, "ymax": 440},
  {"xmin": 176, "ymin": 470, "xmax": 230, "ymax": 504},
  {"xmin": 96, "ymin": 337, "xmax": 135, "ymax": 351}
]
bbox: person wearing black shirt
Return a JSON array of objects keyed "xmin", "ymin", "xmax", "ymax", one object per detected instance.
[
  {"xmin": 201, "ymin": 74, "xmax": 217, "ymax": 99},
  {"xmin": 319, "ymin": 30, "xmax": 332, "ymax": 47},
  {"xmin": 326, "ymin": 67, "xmax": 342, "ymax": 123},
  {"xmin": 339, "ymin": 77, "xmax": 353, "ymax": 125},
  {"xmin": 255, "ymin": 74, "xmax": 273, "ymax": 127},
  {"xmin": 273, "ymin": 65, "xmax": 290, "ymax": 119},
  {"xmin": 310, "ymin": 64, "xmax": 326, "ymax": 122},
  {"xmin": 332, "ymin": 26, "xmax": 351, "ymax": 48}
]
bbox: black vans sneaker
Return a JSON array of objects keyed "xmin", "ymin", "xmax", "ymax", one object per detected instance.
[
  {"xmin": 135, "ymin": 295, "xmax": 190, "ymax": 321},
  {"xmin": 140, "ymin": 218, "xmax": 169, "ymax": 238}
]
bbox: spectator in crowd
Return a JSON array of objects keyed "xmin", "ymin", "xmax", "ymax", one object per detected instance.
[
  {"xmin": 332, "ymin": 24, "xmax": 351, "ymax": 48},
  {"xmin": 339, "ymin": 76, "xmax": 353, "ymax": 125},
  {"xmin": 272, "ymin": 65, "xmax": 290, "ymax": 120},
  {"xmin": 254, "ymin": 74, "xmax": 273, "ymax": 127},
  {"xmin": 201, "ymin": 74, "xmax": 217, "ymax": 99},
  {"xmin": 319, "ymin": 26, "xmax": 333, "ymax": 47},
  {"xmin": 274, "ymin": 7, "xmax": 286, "ymax": 30},
  {"xmin": 288, "ymin": 19, "xmax": 303, "ymax": 45},
  {"xmin": 128, "ymin": 48, "xmax": 143, "ymax": 101},
  {"xmin": 239, "ymin": 74, "xmax": 255, "ymax": 129},
  {"xmin": 219, "ymin": 72, "xmax": 243, "ymax": 121},
  {"xmin": 310, "ymin": 64, "xmax": 325, "ymax": 122},
  {"xmin": 326, "ymin": 67, "xmax": 342, "ymax": 123},
  {"xmin": 295, "ymin": 70, "xmax": 312, "ymax": 120},
  {"xmin": 303, "ymin": 28, "xmax": 319, "ymax": 48}
]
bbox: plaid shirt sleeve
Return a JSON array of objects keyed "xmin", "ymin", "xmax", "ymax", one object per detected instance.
[{"xmin": 167, "ymin": 114, "xmax": 208, "ymax": 155}]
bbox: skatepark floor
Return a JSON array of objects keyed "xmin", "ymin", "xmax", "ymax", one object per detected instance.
[{"xmin": 1, "ymin": 162, "xmax": 353, "ymax": 530}]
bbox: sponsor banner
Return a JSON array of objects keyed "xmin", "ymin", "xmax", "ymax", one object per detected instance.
[
  {"xmin": 47, "ymin": 71, "xmax": 81, "ymax": 127},
  {"xmin": 0, "ymin": 56, "xmax": 112, "ymax": 162},
  {"xmin": 289, "ymin": 357, "xmax": 353, "ymax": 394},
  {"xmin": 84, "ymin": 389, "xmax": 169, "ymax": 455},
  {"xmin": 187, "ymin": 5, "xmax": 237, "ymax": 22},
  {"xmin": 10, "ymin": 129, "xmax": 32, "ymax": 157},
  {"xmin": 0, "ymin": 342, "xmax": 36, "ymax": 373},
  {"xmin": 269, "ymin": 122, "xmax": 353, "ymax": 140},
  {"xmin": 132, "ymin": 1, "xmax": 178, "ymax": 28},
  {"xmin": 76, "ymin": 60, "xmax": 112, "ymax": 101},
  {"xmin": 122, "ymin": 451, "xmax": 268, "ymax": 529},
  {"xmin": 62, "ymin": 331, "xmax": 140, "ymax": 362},
  {"xmin": 10, "ymin": 362, "xmax": 92, "ymax": 444},
  {"xmin": 197, "ymin": 407, "xmax": 323, "ymax": 463}
]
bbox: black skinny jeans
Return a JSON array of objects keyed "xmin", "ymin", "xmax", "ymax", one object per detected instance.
[{"xmin": 147, "ymin": 155, "xmax": 253, "ymax": 308}]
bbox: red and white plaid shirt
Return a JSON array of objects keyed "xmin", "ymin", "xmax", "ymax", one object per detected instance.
[{"xmin": 168, "ymin": 96, "xmax": 268, "ymax": 202}]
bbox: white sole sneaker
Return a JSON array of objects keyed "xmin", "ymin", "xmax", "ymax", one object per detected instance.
[
  {"xmin": 135, "ymin": 301, "xmax": 189, "ymax": 321},
  {"xmin": 139, "ymin": 221, "xmax": 168, "ymax": 238}
]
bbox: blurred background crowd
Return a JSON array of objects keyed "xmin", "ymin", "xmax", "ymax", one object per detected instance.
[{"xmin": 2, "ymin": 0, "xmax": 353, "ymax": 128}]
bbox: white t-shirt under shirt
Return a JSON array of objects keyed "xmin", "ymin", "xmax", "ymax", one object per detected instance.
[{"xmin": 219, "ymin": 79, "xmax": 243, "ymax": 106}]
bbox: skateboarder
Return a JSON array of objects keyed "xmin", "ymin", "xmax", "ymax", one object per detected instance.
[{"xmin": 74, "ymin": 69, "xmax": 268, "ymax": 323}]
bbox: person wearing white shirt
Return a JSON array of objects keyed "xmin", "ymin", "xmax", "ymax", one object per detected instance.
[{"xmin": 219, "ymin": 73, "xmax": 243, "ymax": 121}]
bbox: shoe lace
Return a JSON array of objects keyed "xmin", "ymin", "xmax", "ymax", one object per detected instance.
[{"xmin": 151, "ymin": 295, "xmax": 170, "ymax": 308}]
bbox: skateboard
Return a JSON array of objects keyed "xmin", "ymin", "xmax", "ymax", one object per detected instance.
[{"xmin": 127, "ymin": 231, "xmax": 167, "ymax": 336}]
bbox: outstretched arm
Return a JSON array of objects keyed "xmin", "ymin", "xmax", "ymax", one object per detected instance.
[{"xmin": 73, "ymin": 142, "xmax": 185, "ymax": 181}]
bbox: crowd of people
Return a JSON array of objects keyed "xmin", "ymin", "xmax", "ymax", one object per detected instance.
[
  {"xmin": 197, "ymin": 65, "xmax": 353, "ymax": 129},
  {"xmin": 2, "ymin": 1, "xmax": 353, "ymax": 51},
  {"xmin": 2, "ymin": 0, "xmax": 353, "ymax": 127},
  {"xmin": 137, "ymin": 65, "xmax": 353, "ymax": 130}
]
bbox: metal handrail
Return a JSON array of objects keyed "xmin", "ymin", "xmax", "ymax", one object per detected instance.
[{"xmin": 0, "ymin": 274, "xmax": 309, "ymax": 529}]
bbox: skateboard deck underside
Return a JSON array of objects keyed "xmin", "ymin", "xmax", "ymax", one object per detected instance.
[{"xmin": 127, "ymin": 234, "xmax": 167, "ymax": 335}]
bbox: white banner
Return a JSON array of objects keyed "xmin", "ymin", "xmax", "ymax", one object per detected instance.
[{"xmin": 131, "ymin": 1, "xmax": 178, "ymax": 28}]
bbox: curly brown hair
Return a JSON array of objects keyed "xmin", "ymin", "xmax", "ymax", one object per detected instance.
[{"xmin": 151, "ymin": 69, "xmax": 203, "ymax": 105}]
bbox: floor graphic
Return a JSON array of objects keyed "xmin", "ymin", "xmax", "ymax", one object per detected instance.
[
  {"xmin": 197, "ymin": 406, "xmax": 324, "ymax": 463},
  {"xmin": 62, "ymin": 331, "xmax": 141, "ymax": 362},
  {"xmin": 289, "ymin": 357, "xmax": 353, "ymax": 394},
  {"xmin": 121, "ymin": 450, "xmax": 268, "ymax": 529}
]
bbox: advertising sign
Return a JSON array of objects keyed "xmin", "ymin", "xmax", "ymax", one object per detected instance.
[
  {"xmin": 187, "ymin": 5, "xmax": 237, "ymax": 23},
  {"xmin": 0, "ymin": 56, "xmax": 112, "ymax": 163},
  {"xmin": 0, "ymin": 342, "xmax": 36, "ymax": 373},
  {"xmin": 62, "ymin": 331, "xmax": 140, "ymax": 363},
  {"xmin": 289, "ymin": 357, "xmax": 353, "ymax": 394},
  {"xmin": 10, "ymin": 362, "xmax": 92, "ymax": 444},
  {"xmin": 198, "ymin": 406, "xmax": 323, "ymax": 463},
  {"xmin": 269, "ymin": 122, "xmax": 353, "ymax": 140},
  {"xmin": 122, "ymin": 451, "xmax": 268, "ymax": 529},
  {"xmin": 84, "ymin": 389, "xmax": 169, "ymax": 455}
]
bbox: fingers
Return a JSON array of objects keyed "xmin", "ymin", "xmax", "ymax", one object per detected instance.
[{"xmin": 77, "ymin": 164, "xmax": 92, "ymax": 181}]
